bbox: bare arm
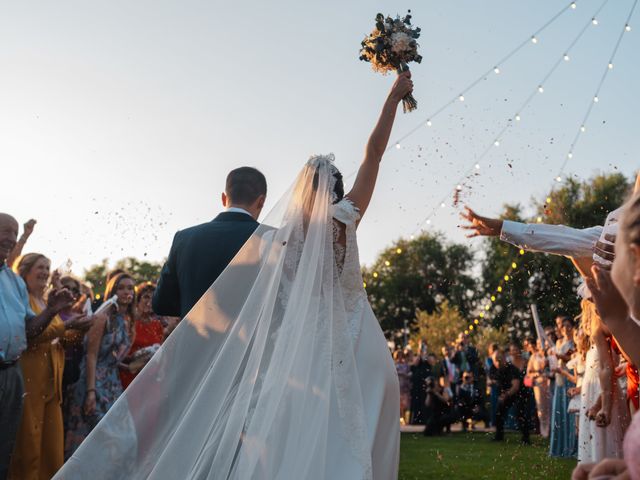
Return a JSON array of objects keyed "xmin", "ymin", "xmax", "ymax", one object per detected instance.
[
  {"xmin": 85, "ymin": 316, "xmax": 107, "ymax": 394},
  {"xmin": 25, "ymin": 288, "xmax": 73, "ymax": 338},
  {"xmin": 587, "ymin": 267, "xmax": 640, "ymax": 366},
  {"xmin": 7, "ymin": 219, "xmax": 36, "ymax": 268},
  {"xmin": 592, "ymin": 326, "xmax": 614, "ymax": 426},
  {"xmin": 346, "ymin": 72, "xmax": 413, "ymax": 219}
]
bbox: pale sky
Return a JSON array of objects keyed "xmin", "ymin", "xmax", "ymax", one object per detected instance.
[{"xmin": 1, "ymin": 0, "xmax": 638, "ymax": 276}]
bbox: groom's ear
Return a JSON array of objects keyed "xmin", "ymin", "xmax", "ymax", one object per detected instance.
[
  {"xmin": 256, "ymin": 194, "xmax": 266, "ymax": 210},
  {"xmin": 221, "ymin": 192, "xmax": 229, "ymax": 207}
]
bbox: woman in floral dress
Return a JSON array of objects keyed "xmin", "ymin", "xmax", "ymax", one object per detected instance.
[{"xmin": 64, "ymin": 272, "xmax": 134, "ymax": 458}]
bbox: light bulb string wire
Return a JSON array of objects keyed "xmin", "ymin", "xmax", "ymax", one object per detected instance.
[
  {"xmin": 558, "ymin": 0, "xmax": 638, "ymax": 175},
  {"xmin": 384, "ymin": 0, "xmax": 583, "ymax": 152},
  {"xmin": 409, "ymin": 0, "xmax": 611, "ymax": 236}
]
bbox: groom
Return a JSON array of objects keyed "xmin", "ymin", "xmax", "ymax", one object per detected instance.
[{"xmin": 153, "ymin": 167, "xmax": 267, "ymax": 318}]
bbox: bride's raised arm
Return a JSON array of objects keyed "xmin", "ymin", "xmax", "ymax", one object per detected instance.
[{"xmin": 346, "ymin": 71, "xmax": 413, "ymax": 219}]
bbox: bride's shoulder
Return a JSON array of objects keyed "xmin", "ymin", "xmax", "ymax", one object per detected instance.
[{"xmin": 332, "ymin": 197, "xmax": 361, "ymax": 226}]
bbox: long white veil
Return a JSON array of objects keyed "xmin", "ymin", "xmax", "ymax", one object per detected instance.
[{"xmin": 55, "ymin": 156, "xmax": 372, "ymax": 479}]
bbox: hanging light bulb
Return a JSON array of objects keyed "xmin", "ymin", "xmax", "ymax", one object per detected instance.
[
  {"xmin": 494, "ymin": 140, "xmax": 500, "ymax": 147},
  {"xmin": 426, "ymin": 119, "xmax": 432, "ymax": 127},
  {"xmin": 491, "ymin": 296, "xmax": 496, "ymax": 302},
  {"xmin": 571, "ymin": 2, "xmax": 577, "ymax": 9},
  {"xmin": 474, "ymin": 319, "xmax": 479, "ymax": 325},
  {"xmin": 384, "ymin": 260, "xmax": 391, "ymax": 267},
  {"xmin": 531, "ymin": 36, "xmax": 538, "ymax": 44},
  {"xmin": 546, "ymin": 197, "xmax": 552, "ymax": 203},
  {"xmin": 504, "ymin": 275, "xmax": 510, "ymax": 281},
  {"xmin": 608, "ymin": 62, "xmax": 614, "ymax": 69},
  {"xmin": 580, "ymin": 125, "xmax": 586, "ymax": 132},
  {"xmin": 440, "ymin": 202, "xmax": 446, "ymax": 208},
  {"xmin": 475, "ymin": 163, "xmax": 480, "ymax": 170},
  {"xmin": 395, "ymin": 143, "xmax": 401, "ymax": 149},
  {"xmin": 538, "ymin": 85, "xmax": 544, "ymax": 93},
  {"xmin": 625, "ymin": 24, "xmax": 632, "ymax": 32},
  {"xmin": 426, "ymin": 219, "xmax": 431, "ymax": 225},
  {"xmin": 519, "ymin": 249, "xmax": 525, "ymax": 255},
  {"xmin": 396, "ymin": 248, "xmax": 402, "ymax": 254},
  {"xmin": 536, "ymin": 216, "xmax": 543, "ymax": 223},
  {"xmin": 479, "ymin": 312, "xmax": 485, "ymax": 318},
  {"xmin": 563, "ymin": 54, "xmax": 570, "ymax": 61},
  {"xmin": 494, "ymin": 66, "xmax": 500, "ymax": 74},
  {"xmin": 512, "ymin": 262, "xmax": 517, "ymax": 269},
  {"xmin": 567, "ymin": 152, "xmax": 573, "ymax": 159},
  {"xmin": 592, "ymin": 17, "xmax": 598, "ymax": 25},
  {"xmin": 459, "ymin": 94, "xmax": 465, "ymax": 102},
  {"xmin": 515, "ymin": 114, "xmax": 521, "ymax": 121},
  {"xmin": 593, "ymin": 95, "xmax": 599, "ymax": 102},
  {"xmin": 373, "ymin": 272, "xmax": 379, "ymax": 278},
  {"xmin": 498, "ymin": 286, "xmax": 503, "ymax": 292},
  {"xmin": 456, "ymin": 184, "xmax": 463, "ymax": 191},
  {"xmin": 556, "ymin": 176, "xmax": 563, "ymax": 182}
]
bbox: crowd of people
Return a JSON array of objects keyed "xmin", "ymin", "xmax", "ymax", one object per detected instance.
[
  {"xmin": 0, "ymin": 214, "xmax": 179, "ymax": 480},
  {"xmin": 3, "ymin": 172, "xmax": 640, "ymax": 479}
]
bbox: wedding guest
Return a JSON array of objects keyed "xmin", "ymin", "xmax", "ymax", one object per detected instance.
[
  {"xmin": 394, "ymin": 349, "xmax": 412, "ymax": 425},
  {"xmin": 8, "ymin": 254, "xmax": 92, "ymax": 480},
  {"xmin": 492, "ymin": 348, "xmax": 530, "ymax": 444},
  {"xmin": 456, "ymin": 371, "xmax": 489, "ymax": 431},
  {"xmin": 6, "ymin": 219, "xmax": 36, "ymax": 269},
  {"xmin": 410, "ymin": 353, "xmax": 431, "ymax": 425},
  {"xmin": 572, "ymin": 190, "xmax": 640, "ymax": 480},
  {"xmin": 423, "ymin": 376, "xmax": 454, "ymax": 436},
  {"xmin": 0, "ymin": 214, "xmax": 73, "ymax": 480},
  {"xmin": 486, "ymin": 343, "xmax": 500, "ymax": 428},
  {"xmin": 576, "ymin": 299, "xmax": 629, "ymax": 465},
  {"xmin": 525, "ymin": 337, "xmax": 551, "ymax": 438},
  {"xmin": 119, "ymin": 282, "xmax": 164, "ymax": 389},
  {"xmin": 59, "ymin": 275, "xmax": 89, "ymax": 394},
  {"xmin": 64, "ymin": 272, "xmax": 134, "ymax": 458},
  {"xmin": 550, "ymin": 317, "xmax": 578, "ymax": 457}
]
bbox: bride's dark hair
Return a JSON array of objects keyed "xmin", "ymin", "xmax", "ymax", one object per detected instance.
[{"xmin": 312, "ymin": 166, "xmax": 344, "ymax": 204}]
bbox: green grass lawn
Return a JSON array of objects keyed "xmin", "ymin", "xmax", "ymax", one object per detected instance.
[{"xmin": 399, "ymin": 432, "xmax": 576, "ymax": 479}]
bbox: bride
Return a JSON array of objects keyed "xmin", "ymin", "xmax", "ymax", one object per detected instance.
[{"xmin": 55, "ymin": 72, "xmax": 413, "ymax": 480}]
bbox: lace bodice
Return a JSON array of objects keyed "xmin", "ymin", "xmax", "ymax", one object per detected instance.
[{"xmin": 332, "ymin": 198, "xmax": 367, "ymax": 340}]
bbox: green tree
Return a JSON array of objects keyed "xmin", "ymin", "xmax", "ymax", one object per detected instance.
[
  {"xmin": 363, "ymin": 232, "xmax": 476, "ymax": 336},
  {"xmin": 480, "ymin": 173, "xmax": 632, "ymax": 336},
  {"xmin": 83, "ymin": 257, "xmax": 164, "ymax": 295},
  {"xmin": 410, "ymin": 301, "xmax": 468, "ymax": 356}
]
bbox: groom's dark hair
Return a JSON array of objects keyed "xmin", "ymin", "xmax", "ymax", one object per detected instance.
[{"xmin": 225, "ymin": 167, "xmax": 267, "ymax": 205}]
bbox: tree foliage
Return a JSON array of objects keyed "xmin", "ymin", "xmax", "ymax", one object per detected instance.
[
  {"xmin": 83, "ymin": 257, "xmax": 164, "ymax": 294},
  {"xmin": 410, "ymin": 301, "xmax": 468, "ymax": 356},
  {"xmin": 362, "ymin": 232, "xmax": 476, "ymax": 336}
]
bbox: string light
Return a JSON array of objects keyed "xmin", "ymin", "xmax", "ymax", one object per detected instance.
[
  {"xmin": 626, "ymin": 24, "xmax": 632, "ymax": 32},
  {"xmin": 469, "ymin": 325, "xmax": 474, "ymax": 331},
  {"xmin": 396, "ymin": 248, "xmax": 402, "ymax": 254},
  {"xmin": 519, "ymin": 249, "xmax": 525, "ymax": 255},
  {"xmin": 556, "ymin": 176, "xmax": 563, "ymax": 182},
  {"xmin": 571, "ymin": 2, "xmax": 577, "ymax": 8},
  {"xmin": 567, "ymin": 152, "xmax": 573, "ymax": 159},
  {"xmin": 440, "ymin": 202, "xmax": 446, "ymax": 208},
  {"xmin": 592, "ymin": 17, "xmax": 599, "ymax": 25},
  {"xmin": 512, "ymin": 262, "xmax": 517, "ymax": 269},
  {"xmin": 373, "ymin": 272, "xmax": 378, "ymax": 278},
  {"xmin": 474, "ymin": 163, "xmax": 480, "ymax": 170},
  {"xmin": 515, "ymin": 114, "xmax": 521, "ymax": 121},
  {"xmin": 384, "ymin": 260, "xmax": 391, "ymax": 267},
  {"xmin": 580, "ymin": 125, "xmax": 586, "ymax": 132},
  {"xmin": 459, "ymin": 94, "xmax": 465, "ymax": 102},
  {"xmin": 564, "ymin": 54, "xmax": 570, "ymax": 61},
  {"xmin": 593, "ymin": 95, "xmax": 599, "ymax": 102},
  {"xmin": 538, "ymin": 85, "xmax": 544, "ymax": 93},
  {"xmin": 395, "ymin": 143, "xmax": 401, "ymax": 149},
  {"xmin": 494, "ymin": 140, "xmax": 500, "ymax": 147},
  {"xmin": 608, "ymin": 62, "xmax": 614, "ymax": 69},
  {"xmin": 536, "ymin": 216, "xmax": 543, "ymax": 223},
  {"xmin": 426, "ymin": 119, "xmax": 432, "ymax": 127},
  {"xmin": 504, "ymin": 275, "xmax": 510, "ymax": 281},
  {"xmin": 363, "ymin": 281, "xmax": 367, "ymax": 288},
  {"xmin": 546, "ymin": 197, "xmax": 552, "ymax": 203},
  {"xmin": 491, "ymin": 295, "xmax": 496, "ymax": 302},
  {"xmin": 494, "ymin": 67, "xmax": 501, "ymax": 74},
  {"xmin": 531, "ymin": 36, "xmax": 538, "ymax": 44},
  {"xmin": 456, "ymin": 184, "xmax": 463, "ymax": 191},
  {"xmin": 497, "ymin": 286, "xmax": 503, "ymax": 293}
]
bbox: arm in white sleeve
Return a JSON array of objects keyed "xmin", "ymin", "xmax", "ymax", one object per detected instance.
[{"xmin": 499, "ymin": 220, "xmax": 603, "ymax": 258}]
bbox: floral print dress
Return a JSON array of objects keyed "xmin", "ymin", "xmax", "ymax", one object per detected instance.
[{"xmin": 64, "ymin": 313, "xmax": 131, "ymax": 458}]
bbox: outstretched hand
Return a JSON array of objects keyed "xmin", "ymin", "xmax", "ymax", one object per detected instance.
[
  {"xmin": 586, "ymin": 266, "xmax": 629, "ymax": 325},
  {"xmin": 47, "ymin": 288, "xmax": 74, "ymax": 314},
  {"xmin": 389, "ymin": 71, "xmax": 413, "ymax": 103},
  {"xmin": 459, "ymin": 207, "xmax": 503, "ymax": 238}
]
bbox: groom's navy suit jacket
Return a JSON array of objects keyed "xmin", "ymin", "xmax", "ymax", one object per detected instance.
[{"xmin": 153, "ymin": 211, "xmax": 259, "ymax": 318}]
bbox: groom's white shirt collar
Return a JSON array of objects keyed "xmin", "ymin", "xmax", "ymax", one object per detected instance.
[{"xmin": 226, "ymin": 206, "xmax": 254, "ymax": 218}]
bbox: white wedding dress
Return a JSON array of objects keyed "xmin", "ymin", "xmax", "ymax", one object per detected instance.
[
  {"xmin": 55, "ymin": 155, "xmax": 400, "ymax": 480},
  {"xmin": 577, "ymin": 345, "xmax": 629, "ymax": 464}
]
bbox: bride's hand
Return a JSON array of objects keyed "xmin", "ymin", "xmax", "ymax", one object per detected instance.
[{"xmin": 389, "ymin": 71, "xmax": 413, "ymax": 103}]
